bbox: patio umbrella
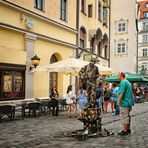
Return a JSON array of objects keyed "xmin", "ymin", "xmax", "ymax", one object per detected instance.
[
  {"xmin": 33, "ymin": 57, "xmax": 112, "ymax": 75},
  {"xmin": 105, "ymin": 72, "xmax": 148, "ymax": 83}
]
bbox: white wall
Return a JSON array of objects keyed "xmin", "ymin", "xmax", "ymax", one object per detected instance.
[{"xmin": 110, "ymin": 0, "xmax": 137, "ymax": 74}]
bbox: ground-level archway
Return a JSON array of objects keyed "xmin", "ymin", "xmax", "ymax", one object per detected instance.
[{"xmin": 49, "ymin": 53, "xmax": 62, "ymax": 94}]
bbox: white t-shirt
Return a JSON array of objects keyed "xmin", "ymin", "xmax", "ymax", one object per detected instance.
[{"xmin": 66, "ymin": 91, "xmax": 74, "ymax": 104}]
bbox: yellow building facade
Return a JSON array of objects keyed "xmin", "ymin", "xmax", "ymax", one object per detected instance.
[
  {"xmin": 0, "ymin": 0, "xmax": 110, "ymax": 100},
  {"xmin": 0, "ymin": 0, "xmax": 77, "ymax": 100}
]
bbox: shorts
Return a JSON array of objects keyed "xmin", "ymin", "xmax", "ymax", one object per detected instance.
[{"xmin": 120, "ymin": 107, "xmax": 132, "ymax": 125}]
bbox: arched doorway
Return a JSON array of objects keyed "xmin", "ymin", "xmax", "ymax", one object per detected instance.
[{"xmin": 49, "ymin": 54, "xmax": 58, "ymax": 93}]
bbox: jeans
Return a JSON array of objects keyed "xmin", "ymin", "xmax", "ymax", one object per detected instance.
[{"xmin": 96, "ymin": 97, "xmax": 102, "ymax": 109}]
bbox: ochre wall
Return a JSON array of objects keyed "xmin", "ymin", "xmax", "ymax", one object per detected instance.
[
  {"xmin": 33, "ymin": 39, "xmax": 73, "ymax": 97},
  {"xmin": 0, "ymin": 28, "xmax": 26, "ymax": 65}
]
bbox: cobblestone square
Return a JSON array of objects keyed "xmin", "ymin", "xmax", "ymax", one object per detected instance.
[{"xmin": 0, "ymin": 103, "xmax": 148, "ymax": 148}]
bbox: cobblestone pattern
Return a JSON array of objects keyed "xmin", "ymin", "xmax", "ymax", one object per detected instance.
[{"xmin": 0, "ymin": 103, "xmax": 148, "ymax": 148}]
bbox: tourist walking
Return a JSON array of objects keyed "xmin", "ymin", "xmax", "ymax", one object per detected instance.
[
  {"xmin": 78, "ymin": 86, "xmax": 88, "ymax": 117},
  {"xmin": 117, "ymin": 72, "xmax": 134, "ymax": 136},
  {"xmin": 66, "ymin": 85, "xmax": 77, "ymax": 118},
  {"xmin": 50, "ymin": 86, "xmax": 59, "ymax": 116}
]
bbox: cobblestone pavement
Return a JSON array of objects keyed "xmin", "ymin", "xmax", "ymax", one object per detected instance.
[{"xmin": 0, "ymin": 103, "xmax": 148, "ymax": 148}]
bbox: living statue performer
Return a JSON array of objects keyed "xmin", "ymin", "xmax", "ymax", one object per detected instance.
[
  {"xmin": 78, "ymin": 58, "xmax": 102, "ymax": 133},
  {"xmin": 79, "ymin": 58, "xmax": 99, "ymax": 103}
]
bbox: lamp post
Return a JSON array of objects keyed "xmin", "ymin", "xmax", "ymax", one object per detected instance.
[{"xmin": 30, "ymin": 54, "xmax": 40, "ymax": 70}]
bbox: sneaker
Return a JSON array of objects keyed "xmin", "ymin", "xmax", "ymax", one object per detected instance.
[{"xmin": 118, "ymin": 130, "xmax": 129, "ymax": 136}]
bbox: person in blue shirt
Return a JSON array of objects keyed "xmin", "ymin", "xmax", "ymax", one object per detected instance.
[
  {"xmin": 117, "ymin": 72, "xmax": 134, "ymax": 136},
  {"xmin": 112, "ymin": 83, "xmax": 119, "ymax": 116}
]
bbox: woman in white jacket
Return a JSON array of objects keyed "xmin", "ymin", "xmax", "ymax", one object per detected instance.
[{"xmin": 66, "ymin": 85, "xmax": 77, "ymax": 118}]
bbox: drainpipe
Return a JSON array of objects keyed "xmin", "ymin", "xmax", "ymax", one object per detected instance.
[
  {"xmin": 108, "ymin": 0, "xmax": 111, "ymax": 68},
  {"xmin": 76, "ymin": 0, "xmax": 80, "ymax": 58},
  {"xmin": 75, "ymin": 0, "xmax": 80, "ymax": 96}
]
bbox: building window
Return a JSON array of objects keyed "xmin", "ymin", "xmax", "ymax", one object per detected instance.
[
  {"xmin": 116, "ymin": 21, "xmax": 127, "ymax": 33},
  {"xmin": 80, "ymin": 27, "xmax": 86, "ymax": 48},
  {"xmin": 142, "ymin": 62, "xmax": 148, "ymax": 69},
  {"xmin": 49, "ymin": 55, "xmax": 58, "ymax": 94},
  {"xmin": 116, "ymin": 41, "xmax": 127, "ymax": 54},
  {"xmin": 143, "ymin": 22, "xmax": 148, "ymax": 30},
  {"xmin": 34, "ymin": 0, "xmax": 44, "ymax": 11},
  {"xmin": 81, "ymin": 0, "xmax": 86, "ymax": 13},
  {"xmin": 104, "ymin": 45, "xmax": 108, "ymax": 58},
  {"xmin": 143, "ymin": 49, "xmax": 148, "ymax": 57},
  {"xmin": 144, "ymin": 12, "xmax": 148, "ymax": 18},
  {"xmin": 88, "ymin": 5, "xmax": 93, "ymax": 17},
  {"xmin": 146, "ymin": 3, "xmax": 148, "ymax": 8},
  {"xmin": 60, "ymin": 0, "xmax": 67, "ymax": 21},
  {"xmin": 98, "ymin": 1, "xmax": 102, "ymax": 21},
  {"xmin": 97, "ymin": 42, "xmax": 102, "ymax": 56},
  {"xmin": 143, "ymin": 35, "xmax": 148, "ymax": 43},
  {"xmin": 0, "ymin": 64, "xmax": 25, "ymax": 100}
]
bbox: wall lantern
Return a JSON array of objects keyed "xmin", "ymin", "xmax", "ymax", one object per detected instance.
[{"xmin": 30, "ymin": 54, "xmax": 40, "ymax": 70}]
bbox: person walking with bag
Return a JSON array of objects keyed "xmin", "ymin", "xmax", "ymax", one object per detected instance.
[{"xmin": 66, "ymin": 85, "xmax": 77, "ymax": 118}]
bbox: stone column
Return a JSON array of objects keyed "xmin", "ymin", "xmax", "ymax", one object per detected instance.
[{"xmin": 24, "ymin": 33, "xmax": 37, "ymax": 98}]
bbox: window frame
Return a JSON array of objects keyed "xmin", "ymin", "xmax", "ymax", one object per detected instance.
[
  {"xmin": 144, "ymin": 12, "xmax": 148, "ymax": 18},
  {"xmin": 116, "ymin": 20, "xmax": 128, "ymax": 34},
  {"xmin": 88, "ymin": 5, "xmax": 93, "ymax": 17},
  {"xmin": 0, "ymin": 63, "xmax": 25, "ymax": 101},
  {"xmin": 146, "ymin": 3, "xmax": 148, "ymax": 8},
  {"xmin": 34, "ymin": 0, "xmax": 44, "ymax": 11},
  {"xmin": 143, "ymin": 49, "xmax": 148, "ymax": 57},
  {"xmin": 98, "ymin": 1, "xmax": 102, "ymax": 21},
  {"xmin": 143, "ymin": 35, "xmax": 148, "ymax": 43},
  {"xmin": 60, "ymin": 0, "xmax": 67, "ymax": 22},
  {"xmin": 143, "ymin": 22, "xmax": 148, "ymax": 30},
  {"xmin": 116, "ymin": 40, "xmax": 127, "ymax": 55},
  {"xmin": 80, "ymin": 27, "xmax": 86, "ymax": 49},
  {"xmin": 81, "ymin": 0, "xmax": 86, "ymax": 14}
]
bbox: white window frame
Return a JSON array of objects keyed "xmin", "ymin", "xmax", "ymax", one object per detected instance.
[
  {"xmin": 143, "ymin": 22, "xmax": 148, "ymax": 30},
  {"xmin": 142, "ymin": 62, "xmax": 148, "ymax": 69},
  {"xmin": 146, "ymin": 3, "xmax": 148, "ymax": 8},
  {"xmin": 116, "ymin": 40, "xmax": 127, "ymax": 55},
  {"xmin": 143, "ymin": 35, "xmax": 148, "ymax": 43},
  {"xmin": 116, "ymin": 20, "xmax": 128, "ymax": 34},
  {"xmin": 143, "ymin": 49, "xmax": 148, "ymax": 57},
  {"xmin": 144, "ymin": 12, "xmax": 148, "ymax": 18}
]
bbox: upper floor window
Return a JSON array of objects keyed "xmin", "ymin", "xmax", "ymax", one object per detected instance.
[
  {"xmin": 142, "ymin": 62, "xmax": 148, "ymax": 69},
  {"xmin": 80, "ymin": 27, "xmax": 86, "ymax": 48},
  {"xmin": 144, "ymin": 12, "xmax": 148, "ymax": 18},
  {"xmin": 116, "ymin": 40, "xmax": 127, "ymax": 54},
  {"xmin": 143, "ymin": 49, "xmax": 148, "ymax": 57},
  {"xmin": 81, "ymin": 0, "xmax": 86, "ymax": 14},
  {"xmin": 143, "ymin": 22, "xmax": 148, "ymax": 30},
  {"xmin": 143, "ymin": 35, "xmax": 148, "ymax": 43},
  {"xmin": 146, "ymin": 3, "xmax": 148, "ymax": 8},
  {"xmin": 98, "ymin": 1, "xmax": 102, "ymax": 21},
  {"xmin": 60, "ymin": 0, "xmax": 67, "ymax": 21},
  {"xmin": 116, "ymin": 20, "xmax": 128, "ymax": 33},
  {"xmin": 88, "ymin": 5, "xmax": 93, "ymax": 17},
  {"xmin": 34, "ymin": 0, "xmax": 44, "ymax": 11}
]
